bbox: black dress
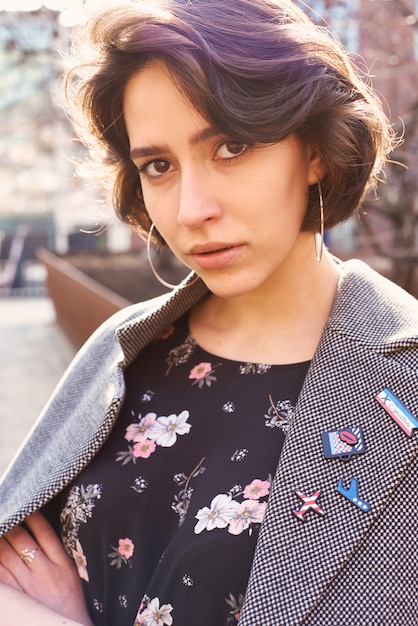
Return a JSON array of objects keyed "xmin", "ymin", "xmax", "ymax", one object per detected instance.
[{"xmin": 54, "ymin": 314, "xmax": 309, "ymax": 626}]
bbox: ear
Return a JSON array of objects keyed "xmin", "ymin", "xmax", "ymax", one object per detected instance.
[{"xmin": 307, "ymin": 146, "xmax": 326, "ymax": 186}]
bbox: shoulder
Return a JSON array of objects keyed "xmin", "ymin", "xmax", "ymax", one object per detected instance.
[
  {"xmin": 71, "ymin": 275, "xmax": 209, "ymax": 368},
  {"xmin": 328, "ymin": 258, "xmax": 418, "ymax": 348}
]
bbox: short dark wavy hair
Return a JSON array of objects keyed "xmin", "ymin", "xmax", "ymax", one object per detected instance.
[{"xmin": 64, "ymin": 0, "xmax": 396, "ymax": 239}]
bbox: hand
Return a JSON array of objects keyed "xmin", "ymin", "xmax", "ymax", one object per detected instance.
[{"xmin": 0, "ymin": 511, "xmax": 93, "ymax": 626}]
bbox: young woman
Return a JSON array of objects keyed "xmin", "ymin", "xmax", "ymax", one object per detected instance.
[{"xmin": 1, "ymin": 1, "xmax": 417, "ymax": 624}]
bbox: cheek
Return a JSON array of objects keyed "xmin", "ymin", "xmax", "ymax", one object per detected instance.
[
  {"xmin": 141, "ymin": 183, "xmax": 178, "ymax": 224},
  {"xmin": 142, "ymin": 198, "xmax": 180, "ymax": 251}
]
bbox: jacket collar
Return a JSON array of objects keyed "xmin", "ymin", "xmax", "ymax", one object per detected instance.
[{"xmin": 116, "ymin": 272, "xmax": 208, "ymax": 367}]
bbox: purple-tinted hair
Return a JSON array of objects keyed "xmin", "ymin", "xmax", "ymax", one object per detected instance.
[{"xmin": 64, "ymin": 0, "xmax": 396, "ymax": 237}]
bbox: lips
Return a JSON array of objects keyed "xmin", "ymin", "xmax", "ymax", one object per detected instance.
[
  {"xmin": 201, "ymin": 246, "xmax": 232, "ymax": 254},
  {"xmin": 187, "ymin": 243, "xmax": 244, "ymax": 270},
  {"xmin": 188, "ymin": 243, "xmax": 235, "ymax": 255}
]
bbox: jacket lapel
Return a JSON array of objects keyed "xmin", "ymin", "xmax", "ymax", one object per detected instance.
[
  {"xmin": 241, "ymin": 261, "xmax": 418, "ymax": 625},
  {"xmin": 0, "ymin": 275, "xmax": 207, "ymax": 536}
]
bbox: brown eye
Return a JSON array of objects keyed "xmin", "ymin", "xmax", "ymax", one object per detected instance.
[
  {"xmin": 140, "ymin": 159, "xmax": 173, "ymax": 179},
  {"xmin": 153, "ymin": 160, "xmax": 171, "ymax": 174},
  {"xmin": 216, "ymin": 141, "xmax": 248, "ymax": 160},
  {"xmin": 225, "ymin": 142, "xmax": 246, "ymax": 155}
]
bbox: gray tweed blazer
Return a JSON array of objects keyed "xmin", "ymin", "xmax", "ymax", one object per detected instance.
[{"xmin": 1, "ymin": 259, "xmax": 418, "ymax": 625}]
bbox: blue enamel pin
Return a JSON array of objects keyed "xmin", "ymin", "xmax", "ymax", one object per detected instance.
[
  {"xmin": 376, "ymin": 388, "xmax": 418, "ymax": 437},
  {"xmin": 337, "ymin": 477, "xmax": 371, "ymax": 512},
  {"xmin": 321, "ymin": 426, "xmax": 365, "ymax": 461}
]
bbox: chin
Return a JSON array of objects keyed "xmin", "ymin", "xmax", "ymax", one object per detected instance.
[{"xmin": 199, "ymin": 275, "xmax": 261, "ymax": 299}]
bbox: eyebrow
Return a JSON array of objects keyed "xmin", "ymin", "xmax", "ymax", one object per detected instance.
[{"xmin": 129, "ymin": 125, "xmax": 221, "ymax": 160}]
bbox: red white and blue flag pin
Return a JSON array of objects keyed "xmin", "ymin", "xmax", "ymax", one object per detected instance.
[
  {"xmin": 293, "ymin": 489, "xmax": 326, "ymax": 521},
  {"xmin": 321, "ymin": 426, "xmax": 365, "ymax": 462},
  {"xmin": 376, "ymin": 388, "xmax": 418, "ymax": 437}
]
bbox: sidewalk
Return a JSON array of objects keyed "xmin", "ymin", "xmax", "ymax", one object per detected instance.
[{"xmin": 0, "ymin": 297, "xmax": 77, "ymax": 475}]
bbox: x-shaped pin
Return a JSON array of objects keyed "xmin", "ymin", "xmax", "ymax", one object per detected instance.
[{"xmin": 293, "ymin": 489, "xmax": 326, "ymax": 521}]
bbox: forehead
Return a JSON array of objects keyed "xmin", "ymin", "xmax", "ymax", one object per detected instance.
[{"xmin": 123, "ymin": 62, "xmax": 207, "ymax": 139}]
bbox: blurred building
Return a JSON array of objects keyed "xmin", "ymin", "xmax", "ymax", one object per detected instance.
[{"xmin": 0, "ymin": 7, "xmax": 132, "ymax": 292}]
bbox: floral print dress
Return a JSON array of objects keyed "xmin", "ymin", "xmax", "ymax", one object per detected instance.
[{"xmin": 51, "ymin": 313, "xmax": 310, "ymax": 626}]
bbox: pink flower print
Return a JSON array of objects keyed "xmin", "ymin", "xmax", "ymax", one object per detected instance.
[
  {"xmin": 133, "ymin": 439, "xmax": 156, "ymax": 459},
  {"xmin": 108, "ymin": 539, "xmax": 134, "ymax": 568},
  {"xmin": 243, "ymin": 479, "xmax": 271, "ymax": 500},
  {"xmin": 194, "ymin": 494, "xmax": 240, "ymax": 534},
  {"xmin": 118, "ymin": 538, "xmax": 134, "ymax": 559},
  {"xmin": 71, "ymin": 540, "xmax": 89, "ymax": 582},
  {"xmin": 189, "ymin": 362, "xmax": 212, "ymax": 380},
  {"xmin": 125, "ymin": 413, "xmax": 157, "ymax": 442},
  {"xmin": 228, "ymin": 500, "xmax": 267, "ymax": 535},
  {"xmin": 138, "ymin": 597, "xmax": 173, "ymax": 626}
]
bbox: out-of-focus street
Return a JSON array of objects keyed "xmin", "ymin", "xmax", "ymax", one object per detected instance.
[{"xmin": 0, "ymin": 297, "xmax": 76, "ymax": 475}]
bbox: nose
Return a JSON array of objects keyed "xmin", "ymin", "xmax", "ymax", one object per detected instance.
[{"xmin": 177, "ymin": 169, "xmax": 222, "ymax": 229}]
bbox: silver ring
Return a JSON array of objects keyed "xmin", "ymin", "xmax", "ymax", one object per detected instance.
[{"xmin": 20, "ymin": 547, "xmax": 40, "ymax": 564}]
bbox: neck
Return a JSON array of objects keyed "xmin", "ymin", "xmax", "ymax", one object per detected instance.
[{"xmin": 189, "ymin": 247, "xmax": 341, "ymax": 364}]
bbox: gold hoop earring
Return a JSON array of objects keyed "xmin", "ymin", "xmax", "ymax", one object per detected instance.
[
  {"xmin": 314, "ymin": 179, "xmax": 324, "ymax": 262},
  {"xmin": 147, "ymin": 223, "xmax": 200, "ymax": 289}
]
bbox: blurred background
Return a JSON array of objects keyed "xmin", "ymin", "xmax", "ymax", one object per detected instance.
[
  {"xmin": 1, "ymin": 0, "xmax": 418, "ymax": 303},
  {"xmin": 0, "ymin": 0, "xmax": 417, "ymax": 471}
]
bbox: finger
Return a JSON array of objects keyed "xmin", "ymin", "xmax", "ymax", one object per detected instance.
[
  {"xmin": 0, "ymin": 562, "xmax": 22, "ymax": 591},
  {"xmin": 2, "ymin": 526, "xmax": 42, "ymax": 569},
  {"xmin": 24, "ymin": 512, "xmax": 70, "ymax": 566},
  {"xmin": 0, "ymin": 536, "xmax": 33, "ymax": 585}
]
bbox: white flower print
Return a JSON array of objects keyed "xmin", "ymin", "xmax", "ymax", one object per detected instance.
[
  {"xmin": 93, "ymin": 599, "xmax": 103, "ymax": 614},
  {"xmin": 228, "ymin": 500, "xmax": 267, "ymax": 535},
  {"xmin": 195, "ymin": 478, "xmax": 270, "ymax": 537},
  {"xmin": 61, "ymin": 484, "xmax": 102, "ymax": 557},
  {"xmin": 140, "ymin": 390, "xmax": 155, "ymax": 403},
  {"xmin": 194, "ymin": 494, "xmax": 240, "ymax": 534},
  {"xmin": 239, "ymin": 363, "xmax": 271, "ymax": 375},
  {"xmin": 166, "ymin": 333, "xmax": 196, "ymax": 374},
  {"xmin": 137, "ymin": 597, "xmax": 173, "ymax": 626},
  {"xmin": 182, "ymin": 574, "xmax": 194, "ymax": 587},
  {"xmin": 264, "ymin": 396, "xmax": 294, "ymax": 431},
  {"xmin": 148, "ymin": 410, "xmax": 191, "ymax": 447},
  {"xmin": 119, "ymin": 594, "xmax": 128, "ymax": 608},
  {"xmin": 131, "ymin": 476, "xmax": 148, "ymax": 493}
]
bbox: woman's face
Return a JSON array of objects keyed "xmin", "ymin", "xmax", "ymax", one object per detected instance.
[{"xmin": 124, "ymin": 63, "xmax": 323, "ymax": 299}]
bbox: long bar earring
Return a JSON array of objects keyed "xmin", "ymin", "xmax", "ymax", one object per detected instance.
[
  {"xmin": 147, "ymin": 223, "xmax": 200, "ymax": 289},
  {"xmin": 314, "ymin": 179, "xmax": 324, "ymax": 262}
]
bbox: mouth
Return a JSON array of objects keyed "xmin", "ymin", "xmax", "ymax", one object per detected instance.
[
  {"xmin": 188, "ymin": 243, "xmax": 235, "ymax": 255},
  {"xmin": 187, "ymin": 243, "xmax": 244, "ymax": 270},
  {"xmin": 200, "ymin": 246, "xmax": 233, "ymax": 255}
]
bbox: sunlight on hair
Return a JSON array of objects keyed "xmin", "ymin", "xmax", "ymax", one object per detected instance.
[
  {"xmin": 1, "ymin": 0, "xmax": 43, "ymax": 10},
  {"xmin": 3, "ymin": 0, "xmax": 172, "ymax": 25}
]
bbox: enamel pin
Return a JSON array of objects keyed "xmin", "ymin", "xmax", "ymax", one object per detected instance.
[
  {"xmin": 376, "ymin": 388, "xmax": 418, "ymax": 437},
  {"xmin": 321, "ymin": 426, "xmax": 365, "ymax": 461},
  {"xmin": 293, "ymin": 489, "xmax": 325, "ymax": 521},
  {"xmin": 337, "ymin": 477, "xmax": 371, "ymax": 512}
]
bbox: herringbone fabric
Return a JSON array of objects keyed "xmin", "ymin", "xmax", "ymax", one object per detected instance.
[{"xmin": 1, "ymin": 260, "xmax": 417, "ymax": 625}]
